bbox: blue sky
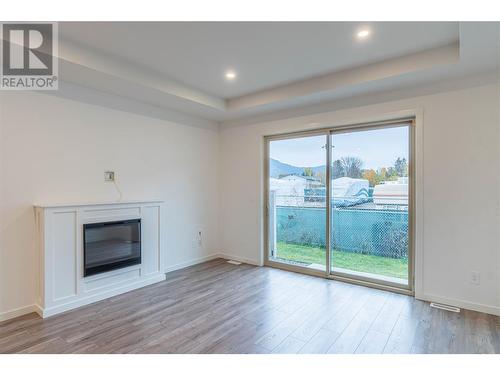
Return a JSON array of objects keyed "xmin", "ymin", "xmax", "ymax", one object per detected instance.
[{"xmin": 270, "ymin": 126, "xmax": 408, "ymax": 170}]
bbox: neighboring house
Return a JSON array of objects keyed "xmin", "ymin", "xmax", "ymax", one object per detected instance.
[
  {"xmin": 271, "ymin": 175, "xmax": 374, "ymax": 207},
  {"xmin": 279, "ymin": 174, "xmax": 324, "ymax": 188},
  {"xmin": 270, "ymin": 174, "xmax": 324, "ymax": 206},
  {"xmin": 373, "ymin": 177, "xmax": 409, "ymax": 208}
]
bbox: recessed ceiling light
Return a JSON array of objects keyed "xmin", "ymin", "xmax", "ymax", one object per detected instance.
[
  {"xmin": 225, "ymin": 71, "xmax": 236, "ymax": 80},
  {"xmin": 357, "ymin": 29, "xmax": 371, "ymax": 39}
]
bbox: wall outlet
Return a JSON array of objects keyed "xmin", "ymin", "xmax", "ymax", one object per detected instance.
[
  {"xmin": 197, "ymin": 230, "xmax": 203, "ymax": 247},
  {"xmin": 104, "ymin": 171, "xmax": 115, "ymax": 182},
  {"xmin": 470, "ymin": 271, "xmax": 480, "ymax": 285}
]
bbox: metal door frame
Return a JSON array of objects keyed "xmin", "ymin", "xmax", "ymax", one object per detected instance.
[{"xmin": 263, "ymin": 118, "xmax": 415, "ymax": 295}]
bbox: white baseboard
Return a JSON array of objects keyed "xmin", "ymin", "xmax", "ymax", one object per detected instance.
[
  {"xmin": 33, "ymin": 303, "xmax": 43, "ymax": 317},
  {"xmin": 217, "ymin": 252, "xmax": 262, "ymax": 266},
  {"xmin": 164, "ymin": 254, "xmax": 220, "ymax": 273},
  {"xmin": 164, "ymin": 252, "xmax": 262, "ymax": 273},
  {"xmin": 416, "ymin": 292, "xmax": 500, "ymax": 316},
  {"xmin": 0, "ymin": 304, "xmax": 38, "ymax": 322}
]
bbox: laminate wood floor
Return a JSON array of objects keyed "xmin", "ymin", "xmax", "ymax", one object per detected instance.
[{"xmin": 1, "ymin": 259, "xmax": 499, "ymax": 354}]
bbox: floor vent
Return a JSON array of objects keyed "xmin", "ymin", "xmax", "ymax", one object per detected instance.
[
  {"xmin": 430, "ymin": 302, "xmax": 460, "ymax": 313},
  {"xmin": 227, "ymin": 260, "xmax": 242, "ymax": 265}
]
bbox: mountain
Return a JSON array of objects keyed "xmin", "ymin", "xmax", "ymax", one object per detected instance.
[{"xmin": 270, "ymin": 158, "xmax": 325, "ymax": 178}]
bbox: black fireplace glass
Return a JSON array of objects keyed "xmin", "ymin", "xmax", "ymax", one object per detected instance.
[{"xmin": 83, "ymin": 219, "xmax": 141, "ymax": 277}]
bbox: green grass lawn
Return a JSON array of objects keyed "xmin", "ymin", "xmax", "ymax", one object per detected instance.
[{"xmin": 275, "ymin": 242, "xmax": 408, "ymax": 280}]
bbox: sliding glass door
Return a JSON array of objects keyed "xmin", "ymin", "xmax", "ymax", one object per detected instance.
[
  {"xmin": 329, "ymin": 124, "xmax": 411, "ymax": 288},
  {"xmin": 266, "ymin": 133, "xmax": 328, "ymax": 272},
  {"xmin": 265, "ymin": 120, "xmax": 413, "ymax": 291}
]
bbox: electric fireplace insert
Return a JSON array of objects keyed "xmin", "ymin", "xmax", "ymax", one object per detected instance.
[{"xmin": 83, "ymin": 219, "xmax": 141, "ymax": 277}]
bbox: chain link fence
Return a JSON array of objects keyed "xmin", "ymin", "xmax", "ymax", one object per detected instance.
[{"xmin": 272, "ymin": 194, "xmax": 408, "ymax": 260}]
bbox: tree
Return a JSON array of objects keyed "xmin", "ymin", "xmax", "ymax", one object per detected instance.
[
  {"xmin": 386, "ymin": 167, "xmax": 399, "ymax": 181},
  {"xmin": 302, "ymin": 167, "xmax": 314, "ymax": 177},
  {"xmin": 340, "ymin": 156, "xmax": 363, "ymax": 178},
  {"xmin": 394, "ymin": 157, "xmax": 408, "ymax": 177},
  {"xmin": 332, "ymin": 159, "xmax": 345, "ymax": 179},
  {"xmin": 378, "ymin": 167, "xmax": 388, "ymax": 181},
  {"xmin": 362, "ymin": 169, "xmax": 378, "ymax": 187}
]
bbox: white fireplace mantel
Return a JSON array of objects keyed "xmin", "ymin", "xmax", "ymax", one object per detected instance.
[{"xmin": 34, "ymin": 200, "xmax": 166, "ymax": 318}]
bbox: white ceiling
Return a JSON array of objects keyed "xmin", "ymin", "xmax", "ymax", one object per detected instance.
[
  {"xmin": 60, "ymin": 22, "xmax": 459, "ymax": 99},
  {"xmin": 52, "ymin": 22, "xmax": 499, "ymax": 125}
]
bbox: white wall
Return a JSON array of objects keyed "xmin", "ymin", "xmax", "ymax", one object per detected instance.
[
  {"xmin": 1, "ymin": 82, "xmax": 499, "ymax": 320},
  {"xmin": 219, "ymin": 83, "xmax": 500, "ymax": 315},
  {"xmin": 0, "ymin": 92, "xmax": 220, "ymax": 319}
]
